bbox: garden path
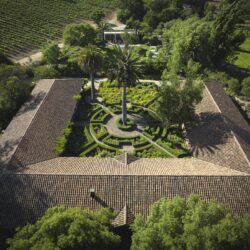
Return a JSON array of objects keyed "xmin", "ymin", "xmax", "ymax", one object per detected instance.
[{"xmin": 104, "ymin": 114, "xmax": 145, "ymax": 137}]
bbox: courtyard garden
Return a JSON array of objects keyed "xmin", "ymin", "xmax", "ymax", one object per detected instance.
[{"xmin": 55, "ymin": 81, "xmax": 190, "ymax": 158}]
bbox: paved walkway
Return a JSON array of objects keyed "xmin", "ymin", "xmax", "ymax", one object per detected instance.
[{"xmin": 105, "ymin": 114, "xmax": 146, "ymax": 137}]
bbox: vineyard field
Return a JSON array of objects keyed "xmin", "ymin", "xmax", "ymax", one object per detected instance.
[{"xmin": 0, "ymin": 0, "xmax": 118, "ymax": 59}]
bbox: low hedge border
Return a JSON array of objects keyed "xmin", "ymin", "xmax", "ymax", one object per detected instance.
[{"xmin": 116, "ymin": 118, "xmax": 135, "ymax": 131}]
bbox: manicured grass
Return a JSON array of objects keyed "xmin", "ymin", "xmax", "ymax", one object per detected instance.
[
  {"xmin": 234, "ymin": 37, "xmax": 250, "ymax": 69},
  {"xmin": 0, "ymin": 0, "xmax": 118, "ymax": 58}
]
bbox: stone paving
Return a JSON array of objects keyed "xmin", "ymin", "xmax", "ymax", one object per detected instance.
[{"xmin": 104, "ymin": 113, "xmax": 146, "ymax": 137}]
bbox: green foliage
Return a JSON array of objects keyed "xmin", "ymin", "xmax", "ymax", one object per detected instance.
[
  {"xmin": 0, "ymin": 0, "xmax": 118, "ymax": 57},
  {"xmin": 55, "ymin": 122, "xmax": 73, "ymax": 155},
  {"xmin": 116, "ymin": 117, "xmax": 135, "ymax": 130},
  {"xmin": 91, "ymin": 10, "xmax": 105, "ymax": 25},
  {"xmin": 63, "ymin": 23, "xmax": 97, "ymax": 47},
  {"xmin": 134, "ymin": 145, "xmax": 169, "ymax": 158},
  {"xmin": 161, "ymin": 1, "xmax": 245, "ymax": 77},
  {"xmin": 204, "ymin": 70, "xmax": 231, "ymax": 87},
  {"xmin": 241, "ymin": 77, "xmax": 250, "ymax": 99},
  {"xmin": 33, "ymin": 65, "xmax": 59, "ymax": 79},
  {"xmin": 78, "ymin": 45, "xmax": 104, "ymax": 74},
  {"xmin": 107, "ymin": 46, "xmax": 143, "ymax": 88},
  {"xmin": 131, "ymin": 195, "xmax": 250, "ymax": 250},
  {"xmin": 156, "ymin": 80, "xmax": 203, "ymax": 128},
  {"xmin": 233, "ymin": 37, "xmax": 250, "ymax": 69},
  {"xmin": 99, "ymin": 83, "xmax": 158, "ymax": 106},
  {"xmin": 228, "ymin": 78, "xmax": 241, "ymax": 94},
  {"xmin": 7, "ymin": 206, "xmax": 120, "ymax": 250},
  {"xmin": 42, "ymin": 42, "xmax": 61, "ymax": 64},
  {"xmin": 107, "ymin": 46, "xmax": 143, "ymax": 123},
  {"xmin": 0, "ymin": 64, "xmax": 32, "ymax": 130}
]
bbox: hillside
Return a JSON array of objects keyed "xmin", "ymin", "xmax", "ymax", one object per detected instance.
[{"xmin": 0, "ymin": 0, "xmax": 118, "ymax": 59}]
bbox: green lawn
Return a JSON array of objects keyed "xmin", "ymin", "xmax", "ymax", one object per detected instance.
[{"xmin": 234, "ymin": 37, "xmax": 250, "ymax": 69}]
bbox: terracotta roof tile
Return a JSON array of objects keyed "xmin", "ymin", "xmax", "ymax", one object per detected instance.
[
  {"xmin": 12, "ymin": 157, "xmax": 248, "ymax": 176},
  {"xmin": 7, "ymin": 79, "xmax": 82, "ymax": 168},
  {"xmin": 0, "ymin": 174, "xmax": 249, "ymax": 228}
]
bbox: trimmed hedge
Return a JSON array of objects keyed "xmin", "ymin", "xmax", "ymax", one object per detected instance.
[
  {"xmin": 91, "ymin": 108, "xmax": 111, "ymax": 123},
  {"xmin": 90, "ymin": 123, "xmax": 108, "ymax": 140},
  {"xmin": 116, "ymin": 117, "xmax": 135, "ymax": 131}
]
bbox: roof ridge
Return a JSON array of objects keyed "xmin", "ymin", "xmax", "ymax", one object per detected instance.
[{"xmin": 204, "ymin": 82, "xmax": 250, "ymax": 168}]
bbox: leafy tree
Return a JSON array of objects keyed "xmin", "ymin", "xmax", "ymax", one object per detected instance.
[
  {"xmin": 63, "ymin": 23, "xmax": 97, "ymax": 47},
  {"xmin": 131, "ymin": 195, "xmax": 250, "ymax": 250},
  {"xmin": 156, "ymin": 79, "xmax": 203, "ymax": 128},
  {"xmin": 7, "ymin": 206, "xmax": 120, "ymax": 250},
  {"xmin": 0, "ymin": 65, "xmax": 31, "ymax": 130},
  {"xmin": 241, "ymin": 77, "xmax": 250, "ymax": 99},
  {"xmin": 107, "ymin": 46, "xmax": 142, "ymax": 124},
  {"xmin": 42, "ymin": 42, "xmax": 61, "ymax": 65},
  {"xmin": 118, "ymin": 0, "xmax": 145, "ymax": 22},
  {"xmin": 78, "ymin": 45, "xmax": 104, "ymax": 100},
  {"xmin": 33, "ymin": 65, "xmax": 59, "ymax": 80},
  {"xmin": 161, "ymin": 0, "xmax": 245, "ymax": 78}
]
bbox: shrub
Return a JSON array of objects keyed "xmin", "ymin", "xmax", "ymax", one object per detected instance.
[
  {"xmin": 241, "ymin": 77, "xmax": 250, "ymax": 99},
  {"xmin": 55, "ymin": 122, "xmax": 73, "ymax": 155},
  {"xmin": 116, "ymin": 117, "xmax": 135, "ymax": 131},
  {"xmin": 33, "ymin": 65, "xmax": 59, "ymax": 79},
  {"xmin": 91, "ymin": 108, "xmax": 110, "ymax": 123},
  {"xmin": 228, "ymin": 78, "xmax": 241, "ymax": 94},
  {"xmin": 134, "ymin": 145, "xmax": 169, "ymax": 158},
  {"xmin": 42, "ymin": 42, "xmax": 61, "ymax": 64}
]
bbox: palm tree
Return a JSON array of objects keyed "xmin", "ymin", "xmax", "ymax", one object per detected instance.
[
  {"xmin": 98, "ymin": 22, "xmax": 112, "ymax": 43},
  {"xmin": 107, "ymin": 46, "xmax": 142, "ymax": 124},
  {"xmin": 78, "ymin": 45, "xmax": 103, "ymax": 100}
]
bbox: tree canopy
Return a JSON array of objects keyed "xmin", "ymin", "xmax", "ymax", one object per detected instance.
[
  {"xmin": 78, "ymin": 44, "xmax": 104, "ymax": 100},
  {"xmin": 156, "ymin": 79, "xmax": 203, "ymax": 128},
  {"xmin": 7, "ymin": 206, "xmax": 120, "ymax": 250},
  {"xmin": 161, "ymin": 0, "xmax": 245, "ymax": 78},
  {"xmin": 63, "ymin": 23, "xmax": 97, "ymax": 47},
  {"xmin": 131, "ymin": 195, "xmax": 250, "ymax": 250},
  {"xmin": 42, "ymin": 42, "xmax": 61, "ymax": 65}
]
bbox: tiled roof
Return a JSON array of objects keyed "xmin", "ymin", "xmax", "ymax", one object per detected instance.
[
  {"xmin": 0, "ymin": 174, "xmax": 250, "ymax": 228},
  {"xmin": 0, "ymin": 80, "xmax": 250, "ymax": 230},
  {"xmin": 6, "ymin": 79, "xmax": 82, "ymax": 169},
  {"xmin": 206, "ymin": 81, "xmax": 250, "ymax": 162},
  {"xmin": 187, "ymin": 82, "xmax": 250, "ymax": 173},
  {"xmin": 12, "ymin": 157, "xmax": 248, "ymax": 176},
  {"xmin": 113, "ymin": 205, "xmax": 135, "ymax": 227},
  {"xmin": 0, "ymin": 79, "xmax": 55, "ymax": 168}
]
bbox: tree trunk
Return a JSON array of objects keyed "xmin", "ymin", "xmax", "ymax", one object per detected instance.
[
  {"xmin": 90, "ymin": 72, "xmax": 95, "ymax": 101},
  {"xmin": 122, "ymin": 82, "xmax": 127, "ymax": 125}
]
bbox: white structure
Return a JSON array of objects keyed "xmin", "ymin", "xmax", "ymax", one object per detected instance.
[{"xmin": 104, "ymin": 29, "xmax": 135, "ymax": 44}]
